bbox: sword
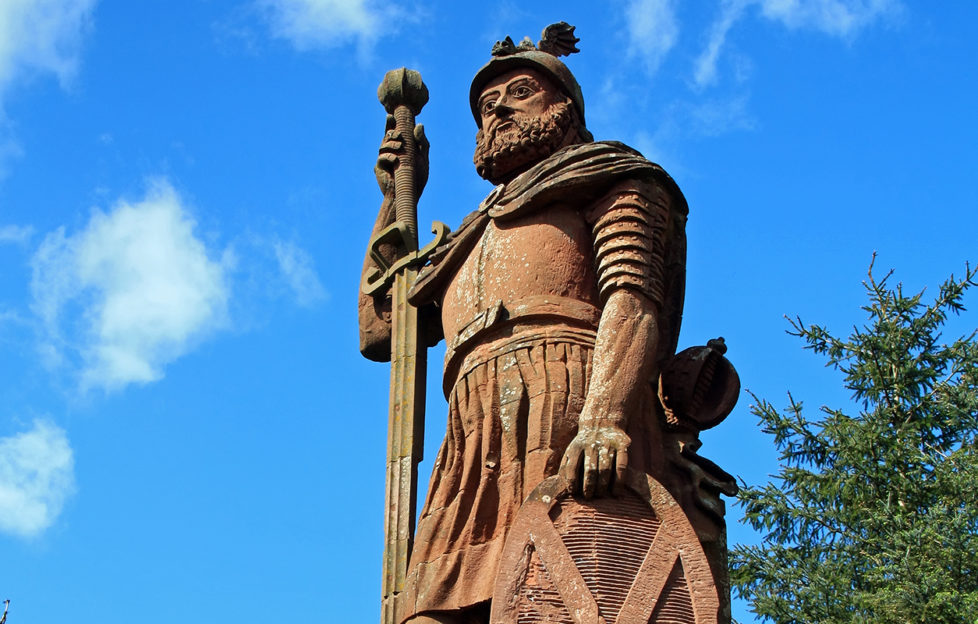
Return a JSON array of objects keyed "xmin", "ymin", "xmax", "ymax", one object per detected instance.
[{"xmin": 367, "ymin": 68, "xmax": 446, "ymax": 624}]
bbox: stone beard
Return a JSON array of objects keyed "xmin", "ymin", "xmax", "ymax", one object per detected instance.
[{"xmin": 473, "ymin": 98, "xmax": 575, "ymax": 183}]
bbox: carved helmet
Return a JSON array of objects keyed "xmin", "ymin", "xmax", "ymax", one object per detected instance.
[{"xmin": 469, "ymin": 22, "xmax": 585, "ymax": 129}]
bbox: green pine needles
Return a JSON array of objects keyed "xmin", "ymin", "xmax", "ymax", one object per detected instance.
[{"xmin": 731, "ymin": 258, "xmax": 978, "ymax": 624}]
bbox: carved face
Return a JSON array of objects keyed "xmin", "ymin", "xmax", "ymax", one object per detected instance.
[
  {"xmin": 477, "ymin": 69, "xmax": 558, "ymax": 135},
  {"xmin": 473, "ymin": 68, "xmax": 575, "ymax": 183}
]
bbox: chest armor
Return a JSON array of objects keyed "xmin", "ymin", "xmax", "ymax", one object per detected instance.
[{"xmin": 441, "ymin": 203, "xmax": 601, "ymax": 346}]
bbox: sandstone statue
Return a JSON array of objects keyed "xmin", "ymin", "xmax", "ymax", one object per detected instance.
[{"xmin": 359, "ymin": 22, "xmax": 740, "ymax": 624}]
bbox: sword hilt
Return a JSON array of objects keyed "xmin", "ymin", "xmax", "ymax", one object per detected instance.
[
  {"xmin": 362, "ymin": 221, "xmax": 450, "ymax": 297},
  {"xmin": 378, "ymin": 68, "xmax": 428, "ymax": 246}
]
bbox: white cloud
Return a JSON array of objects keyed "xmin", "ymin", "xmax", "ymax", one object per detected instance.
[
  {"xmin": 757, "ymin": 0, "xmax": 901, "ymax": 36},
  {"xmin": 0, "ymin": 223, "xmax": 33, "ymax": 244},
  {"xmin": 689, "ymin": 94, "xmax": 756, "ymax": 137},
  {"xmin": 0, "ymin": 0, "xmax": 97, "ymax": 100},
  {"xmin": 256, "ymin": 0, "xmax": 404, "ymax": 52},
  {"xmin": 633, "ymin": 127, "xmax": 678, "ymax": 171},
  {"xmin": 694, "ymin": 1, "xmax": 746, "ymax": 88},
  {"xmin": 624, "ymin": 0, "xmax": 680, "ymax": 76},
  {"xmin": 30, "ymin": 180, "xmax": 231, "ymax": 392},
  {"xmin": 273, "ymin": 239, "xmax": 326, "ymax": 307},
  {"xmin": 0, "ymin": 0, "xmax": 96, "ymax": 177},
  {"xmin": 628, "ymin": 95, "xmax": 754, "ymax": 173},
  {"xmin": 0, "ymin": 419, "xmax": 75, "ymax": 538},
  {"xmin": 695, "ymin": 0, "xmax": 901, "ymax": 87}
]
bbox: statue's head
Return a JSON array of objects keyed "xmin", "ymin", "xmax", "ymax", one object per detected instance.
[{"xmin": 471, "ymin": 23, "xmax": 593, "ymax": 183}]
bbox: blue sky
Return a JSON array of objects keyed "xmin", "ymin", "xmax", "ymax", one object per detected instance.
[{"xmin": 1, "ymin": 1, "xmax": 975, "ymax": 622}]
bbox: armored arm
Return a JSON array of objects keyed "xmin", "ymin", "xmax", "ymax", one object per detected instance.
[{"xmin": 560, "ymin": 177, "xmax": 671, "ymax": 497}]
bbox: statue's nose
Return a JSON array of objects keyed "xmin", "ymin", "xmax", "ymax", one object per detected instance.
[{"xmin": 494, "ymin": 99, "xmax": 514, "ymax": 118}]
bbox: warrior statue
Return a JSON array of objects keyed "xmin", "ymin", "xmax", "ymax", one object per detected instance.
[{"xmin": 360, "ymin": 23, "xmax": 741, "ymax": 624}]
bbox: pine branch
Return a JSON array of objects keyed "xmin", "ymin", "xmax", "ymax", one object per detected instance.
[{"xmin": 733, "ymin": 260, "xmax": 978, "ymax": 624}]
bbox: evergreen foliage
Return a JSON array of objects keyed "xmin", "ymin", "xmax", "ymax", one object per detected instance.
[{"xmin": 731, "ymin": 260, "xmax": 978, "ymax": 623}]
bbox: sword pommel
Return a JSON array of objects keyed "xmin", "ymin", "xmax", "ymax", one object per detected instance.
[{"xmin": 378, "ymin": 68, "xmax": 429, "ymax": 116}]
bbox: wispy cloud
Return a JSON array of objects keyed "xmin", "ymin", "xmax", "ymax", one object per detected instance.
[
  {"xmin": 624, "ymin": 0, "xmax": 680, "ymax": 76},
  {"xmin": 255, "ymin": 0, "xmax": 406, "ymax": 53},
  {"xmin": 0, "ymin": 224, "xmax": 33, "ymax": 244},
  {"xmin": 30, "ymin": 180, "xmax": 232, "ymax": 392},
  {"xmin": 0, "ymin": 0, "xmax": 97, "ymax": 98},
  {"xmin": 688, "ymin": 94, "xmax": 756, "ymax": 137},
  {"xmin": 694, "ymin": 1, "xmax": 746, "ymax": 88},
  {"xmin": 629, "ymin": 95, "xmax": 754, "ymax": 175},
  {"xmin": 695, "ymin": 0, "xmax": 902, "ymax": 87},
  {"xmin": 0, "ymin": 0, "xmax": 97, "ymax": 176},
  {"xmin": 757, "ymin": 0, "xmax": 902, "ymax": 36},
  {"xmin": 272, "ymin": 239, "xmax": 326, "ymax": 307},
  {"xmin": 632, "ymin": 126, "xmax": 680, "ymax": 172},
  {"xmin": 0, "ymin": 419, "xmax": 75, "ymax": 538}
]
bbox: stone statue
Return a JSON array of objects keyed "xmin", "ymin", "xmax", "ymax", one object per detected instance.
[{"xmin": 360, "ymin": 22, "xmax": 740, "ymax": 624}]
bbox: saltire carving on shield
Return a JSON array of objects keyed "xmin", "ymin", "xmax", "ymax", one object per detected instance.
[{"xmin": 490, "ymin": 469, "xmax": 720, "ymax": 624}]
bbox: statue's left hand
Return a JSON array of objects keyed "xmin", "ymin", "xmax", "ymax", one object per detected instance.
[{"xmin": 559, "ymin": 419, "xmax": 631, "ymax": 499}]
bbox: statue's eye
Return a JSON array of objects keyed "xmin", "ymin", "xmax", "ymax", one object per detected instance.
[
  {"xmin": 482, "ymin": 100, "xmax": 496, "ymax": 115},
  {"xmin": 512, "ymin": 86, "xmax": 532, "ymax": 98}
]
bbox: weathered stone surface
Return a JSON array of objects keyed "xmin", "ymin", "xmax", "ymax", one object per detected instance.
[
  {"xmin": 359, "ymin": 22, "xmax": 740, "ymax": 624},
  {"xmin": 490, "ymin": 470, "xmax": 720, "ymax": 624}
]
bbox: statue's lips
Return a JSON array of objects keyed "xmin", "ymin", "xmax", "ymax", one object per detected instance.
[{"xmin": 493, "ymin": 120, "xmax": 516, "ymax": 134}]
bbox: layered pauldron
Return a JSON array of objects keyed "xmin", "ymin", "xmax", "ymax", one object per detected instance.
[
  {"xmin": 408, "ymin": 141, "xmax": 687, "ymax": 309},
  {"xmin": 588, "ymin": 178, "xmax": 670, "ymax": 307}
]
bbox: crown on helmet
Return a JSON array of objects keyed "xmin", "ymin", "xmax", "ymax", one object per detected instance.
[{"xmin": 469, "ymin": 22, "xmax": 585, "ymax": 128}]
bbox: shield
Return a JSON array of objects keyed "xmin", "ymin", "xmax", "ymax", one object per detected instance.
[{"xmin": 490, "ymin": 469, "xmax": 720, "ymax": 624}]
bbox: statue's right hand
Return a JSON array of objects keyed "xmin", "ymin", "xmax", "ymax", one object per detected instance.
[
  {"xmin": 374, "ymin": 114, "xmax": 399, "ymax": 196},
  {"xmin": 559, "ymin": 420, "xmax": 631, "ymax": 499},
  {"xmin": 375, "ymin": 114, "xmax": 429, "ymax": 197}
]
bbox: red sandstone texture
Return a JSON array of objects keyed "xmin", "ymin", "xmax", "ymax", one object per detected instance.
[{"xmin": 360, "ymin": 23, "xmax": 740, "ymax": 624}]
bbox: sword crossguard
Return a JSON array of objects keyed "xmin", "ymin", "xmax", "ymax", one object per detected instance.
[{"xmin": 362, "ymin": 220, "xmax": 450, "ymax": 296}]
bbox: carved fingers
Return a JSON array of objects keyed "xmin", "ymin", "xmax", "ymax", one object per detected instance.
[
  {"xmin": 559, "ymin": 424, "xmax": 631, "ymax": 499},
  {"xmin": 374, "ymin": 114, "xmax": 399, "ymax": 195},
  {"xmin": 666, "ymin": 438, "xmax": 739, "ymax": 519},
  {"xmin": 414, "ymin": 123, "xmax": 429, "ymax": 193},
  {"xmin": 374, "ymin": 115, "xmax": 430, "ymax": 197},
  {"xmin": 613, "ymin": 440, "xmax": 629, "ymax": 496},
  {"xmin": 673, "ymin": 455, "xmax": 728, "ymax": 519},
  {"xmin": 559, "ymin": 437, "xmax": 585, "ymax": 495}
]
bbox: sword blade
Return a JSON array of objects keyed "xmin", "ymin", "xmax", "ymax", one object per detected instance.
[{"xmin": 381, "ymin": 265, "xmax": 426, "ymax": 624}]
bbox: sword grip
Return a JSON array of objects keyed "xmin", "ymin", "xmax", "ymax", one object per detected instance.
[{"xmin": 391, "ymin": 105, "xmax": 419, "ymax": 246}]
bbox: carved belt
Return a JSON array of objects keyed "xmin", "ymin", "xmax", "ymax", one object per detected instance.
[{"xmin": 444, "ymin": 295, "xmax": 602, "ymax": 391}]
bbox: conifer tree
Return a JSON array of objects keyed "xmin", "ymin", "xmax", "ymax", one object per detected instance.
[{"xmin": 731, "ymin": 259, "xmax": 978, "ymax": 623}]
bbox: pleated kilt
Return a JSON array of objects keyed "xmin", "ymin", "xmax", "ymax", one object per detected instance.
[{"xmin": 400, "ymin": 326, "xmax": 661, "ymax": 621}]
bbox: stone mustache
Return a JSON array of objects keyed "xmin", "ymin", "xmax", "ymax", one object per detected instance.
[{"xmin": 359, "ymin": 22, "xmax": 741, "ymax": 624}]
